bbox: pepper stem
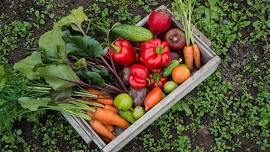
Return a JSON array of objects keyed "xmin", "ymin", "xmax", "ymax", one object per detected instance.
[
  {"xmin": 156, "ymin": 46, "xmax": 163, "ymax": 54},
  {"xmin": 111, "ymin": 45, "xmax": 121, "ymax": 52}
]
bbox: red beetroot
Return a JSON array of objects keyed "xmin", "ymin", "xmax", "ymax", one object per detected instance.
[
  {"xmin": 164, "ymin": 28, "xmax": 186, "ymax": 50},
  {"xmin": 148, "ymin": 9, "xmax": 172, "ymax": 34}
]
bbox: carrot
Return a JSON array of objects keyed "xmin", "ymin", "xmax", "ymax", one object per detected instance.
[
  {"xmin": 92, "ymin": 108, "xmax": 129, "ymax": 128},
  {"xmin": 101, "ymin": 136, "xmax": 112, "ymax": 143},
  {"xmin": 89, "ymin": 120, "xmax": 115, "ymax": 140},
  {"xmin": 86, "ymin": 112, "xmax": 110, "ymax": 125},
  {"xmin": 105, "ymin": 124, "xmax": 114, "ymax": 132},
  {"xmin": 183, "ymin": 46, "xmax": 194, "ymax": 70},
  {"xmin": 97, "ymin": 98, "xmax": 113, "ymax": 105},
  {"xmin": 172, "ymin": 64, "xmax": 191, "ymax": 84},
  {"xmin": 86, "ymin": 88, "xmax": 114, "ymax": 105},
  {"xmin": 144, "ymin": 87, "xmax": 163, "ymax": 111},
  {"xmin": 86, "ymin": 88, "xmax": 103, "ymax": 95},
  {"xmin": 87, "ymin": 112, "xmax": 94, "ymax": 118},
  {"xmin": 192, "ymin": 43, "xmax": 201, "ymax": 69},
  {"xmin": 104, "ymin": 105, "xmax": 118, "ymax": 113}
]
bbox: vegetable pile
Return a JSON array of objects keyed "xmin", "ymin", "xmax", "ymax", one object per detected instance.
[{"xmin": 14, "ymin": 3, "xmax": 201, "ymax": 143}]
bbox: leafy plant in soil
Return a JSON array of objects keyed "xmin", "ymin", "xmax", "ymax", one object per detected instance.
[{"xmin": 0, "ymin": 65, "xmax": 32, "ymax": 132}]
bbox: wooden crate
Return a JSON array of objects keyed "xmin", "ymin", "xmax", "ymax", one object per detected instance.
[{"xmin": 63, "ymin": 5, "xmax": 221, "ymax": 152}]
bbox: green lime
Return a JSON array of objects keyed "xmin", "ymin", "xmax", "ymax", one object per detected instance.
[
  {"xmin": 164, "ymin": 81, "xmax": 178, "ymax": 93},
  {"xmin": 133, "ymin": 106, "xmax": 145, "ymax": 120},
  {"xmin": 114, "ymin": 93, "xmax": 133, "ymax": 110}
]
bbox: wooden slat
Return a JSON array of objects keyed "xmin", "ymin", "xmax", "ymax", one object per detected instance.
[
  {"xmin": 62, "ymin": 113, "xmax": 92, "ymax": 144},
  {"xmin": 102, "ymin": 56, "xmax": 220, "ymax": 152}
]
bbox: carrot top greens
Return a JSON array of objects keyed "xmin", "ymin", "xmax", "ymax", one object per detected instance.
[{"xmin": 172, "ymin": 0, "xmax": 195, "ymax": 46}]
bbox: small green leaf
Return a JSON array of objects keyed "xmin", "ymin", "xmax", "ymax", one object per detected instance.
[
  {"xmin": 37, "ymin": 64, "xmax": 80, "ymax": 90},
  {"xmin": 19, "ymin": 97, "xmax": 51, "ymax": 111},
  {"xmin": 13, "ymin": 52, "xmax": 42, "ymax": 80},
  {"xmin": 38, "ymin": 28, "xmax": 67, "ymax": 60},
  {"xmin": 65, "ymin": 35, "xmax": 104, "ymax": 58},
  {"xmin": 54, "ymin": 7, "xmax": 89, "ymax": 31},
  {"xmin": 266, "ymin": 16, "xmax": 270, "ymax": 28},
  {"xmin": 240, "ymin": 21, "xmax": 250, "ymax": 27},
  {"xmin": 0, "ymin": 65, "xmax": 6, "ymax": 91},
  {"xmin": 75, "ymin": 58, "xmax": 87, "ymax": 69},
  {"xmin": 181, "ymin": 102, "xmax": 192, "ymax": 115}
]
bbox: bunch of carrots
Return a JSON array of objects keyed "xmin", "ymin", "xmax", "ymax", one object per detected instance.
[
  {"xmin": 174, "ymin": 0, "xmax": 201, "ymax": 70},
  {"xmin": 84, "ymin": 88, "xmax": 129, "ymax": 142}
]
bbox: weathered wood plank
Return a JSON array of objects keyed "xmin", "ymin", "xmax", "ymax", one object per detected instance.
[
  {"xmin": 193, "ymin": 28, "xmax": 213, "ymax": 47},
  {"xmin": 103, "ymin": 56, "xmax": 220, "ymax": 152},
  {"xmin": 62, "ymin": 113, "xmax": 92, "ymax": 144}
]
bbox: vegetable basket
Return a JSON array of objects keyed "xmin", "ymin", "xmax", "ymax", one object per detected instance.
[{"xmin": 63, "ymin": 5, "xmax": 220, "ymax": 152}]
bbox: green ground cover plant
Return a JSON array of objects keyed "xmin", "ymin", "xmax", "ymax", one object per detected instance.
[{"xmin": 0, "ymin": 0, "xmax": 269, "ymax": 151}]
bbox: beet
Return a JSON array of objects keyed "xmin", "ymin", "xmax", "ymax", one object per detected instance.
[
  {"xmin": 128, "ymin": 88, "xmax": 149, "ymax": 106},
  {"xmin": 164, "ymin": 28, "xmax": 186, "ymax": 50},
  {"xmin": 148, "ymin": 9, "xmax": 172, "ymax": 34},
  {"xmin": 170, "ymin": 51, "xmax": 180, "ymax": 60}
]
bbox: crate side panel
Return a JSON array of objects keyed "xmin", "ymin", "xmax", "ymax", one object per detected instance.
[{"xmin": 62, "ymin": 113, "xmax": 92, "ymax": 144}]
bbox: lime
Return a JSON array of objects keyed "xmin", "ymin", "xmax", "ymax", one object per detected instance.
[
  {"xmin": 164, "ymin": 81, "xmax": 178, "ymax": 93},
  {"xmin": 133, "ymin": 106, "xmax": 145, "ymax": 120},
  {"xmin": 114, "ymin": 93, "xmax": 133, "ymax": 110}
]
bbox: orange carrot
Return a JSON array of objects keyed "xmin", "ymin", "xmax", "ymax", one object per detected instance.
[
  {"xmin": 192, "ymin": 44, "xmax": 201, "ymax": 69},
  {"xmin": 183, "ymin": 46, "xmax": 194, "ymax": 70},
  {"xmin": 87, "ymin": 111, "xmax": 94, "ymax": 117},
  {"xmin": 144, "ymin": 87, "xmax": 163, "ymax": 111},
  {"xmin": 101, "ymin": 136, "xmax": 111, "ymax": 143},
  {"xmin": 97, "ymin": 98, "xmax": 113, "ymax": 105},
  {"xmin": 89, "ymin": 120, "xmax": 115, "ymax": 140},
  {"xmin": 105, "ymin": 124, "xmax": 114, "ymax": 132},
  {"xmin": 86, "ymin": 112, "xmax": 110, "ymax": 125},
  {"xmin": 86, "ymin": 88, "xmax": 114, "ymax": 105},
  {"xmin": 92, "ymin": 108, "xmax": 129, "ymax": 128},
  {"xmin": 104, "ymin": 105, "xmax": 118, "ymax": 113}
]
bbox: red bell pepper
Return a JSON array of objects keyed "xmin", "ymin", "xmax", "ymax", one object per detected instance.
[
  {"xmin": 109, "ymin": 39, "xmax": 136, "ymax": 67},
  {"xmin": 128, "ymin": 64, "xmax": 149, "ymax": 90},
  {"xmin": 140, "ymin": 38, "xmax": 171, "ymax": 70},
  {"xmin": 147, "ymin": 73, "xmax": 168, "ymax": 90}
]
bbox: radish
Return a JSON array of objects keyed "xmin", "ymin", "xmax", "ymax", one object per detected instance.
[{"xmin": 148, "ymin": 9, "xmax": 172, "ymax": 34}]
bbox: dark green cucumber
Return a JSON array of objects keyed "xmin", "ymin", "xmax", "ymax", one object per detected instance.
[
  {"xmin": 111, "ymin": 24, "xmax": 153, "ymax": 42},
  {"xmin": 163, "ymin": 60, "xmax": 180, "ymax": 77}
]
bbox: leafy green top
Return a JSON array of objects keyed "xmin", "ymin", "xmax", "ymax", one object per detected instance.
[{"xmin": 172, "ymin": 0, "xmax": 195, "ymax": 46}]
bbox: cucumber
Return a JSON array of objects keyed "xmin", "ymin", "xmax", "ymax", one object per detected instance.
[
  {"xmin": 163, "ymin": 60, "xmax": 180, "ymax": 77},
  {"xmin": 111, "ymin": 24, "xmax": 153, "ymax": 42}
]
